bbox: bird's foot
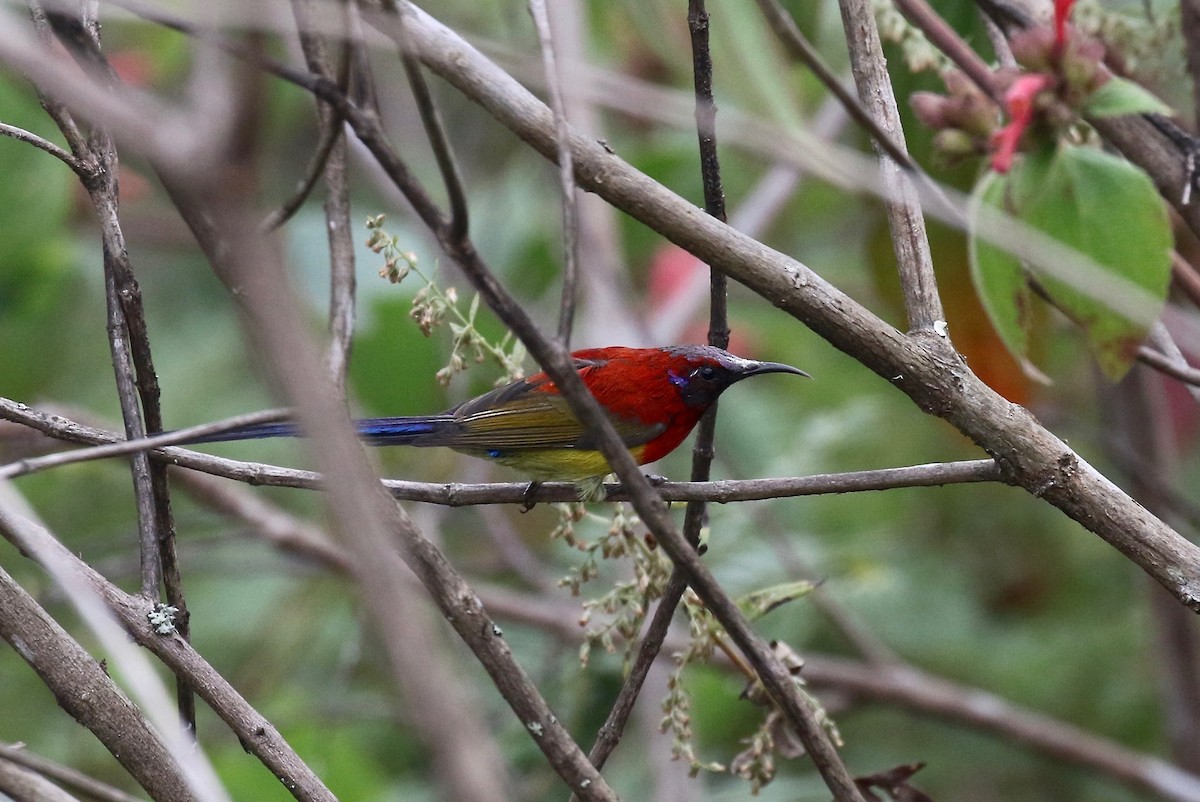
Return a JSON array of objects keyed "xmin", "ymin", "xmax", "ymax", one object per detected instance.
[
  {"xmin": 521, "ymin": 481, "xmax": 542, "ymax": 512},
  {"xmin": 644, "ymin": 473, "xmax": 668, "ymax": 486}
]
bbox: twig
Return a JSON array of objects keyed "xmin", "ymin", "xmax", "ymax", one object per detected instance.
[
  {"xmin": 1139, "ymin": 344, "xmax": 1200, "ymax": 391},
  {"xmin": 837, "ymin": 0, "xmax": 944, "ymax": 331},
  {"xmin": 535, "ymin": 1, "xmax": 645, "ymax": 346},
  {"xmin": 0, "ymin": 410, "xmax": 1009, "ymax": 508},
  {"xmin": 289, "ymin": 0, "xmax": 356, "ymax": 396},
  {"xmin": 893, "ymin": 0, "xmax": 1003, "ymax": 102},
  {"xmin": 170, "ymin": 467, "xmax": 352, "ymax": 574},
  {"xmin": 259, "ymin": 107, "xmax": 345, "ymax": 231},
  {"xmin": 754, "ymin": 0, "xmax": 916, "ymax": 172},
  {"xmin": 0, "ymin": 742, "xmax": 145, "ymax": 802},
  {"xmin": 528, "ymin": 0, "xmax": 580, "ymax": 345},
  {"xmin": 263, "ymin": 0, "xmax": 351, "ymax": 233},
  {"xmin": 0, "ymin": 398, "xmax": 1007, "ymax": 500},
  {"xmin": 1173, "ymin": 251, "xmax": 1200, "ymax": 310},
  {"xmin": 0, "ymin": 408, "xmax": 290, "ymax": 479},
  {"xmin": 25, "ymin": 1, "xmax": 89, "ymax": 157},
  {"xmin": 32, "ymin": 0, "xmax": 164, "ymax": 601},
  {"xmin": 732, "ymin": 470, "xmax": 900, "ymax": 665},
  {"xmin": 586, "ymin": 578, "xmax": 684, "ymax": 770},
  {"xmin": 802, "ymin": 655, "xmax": 1200, "ymax": 802},
  {"xmin": 385, "ymin": 0, "xmax": 468, "ymax": 242},
  {"xmin": 1139, "ymin": 323, "xmax": 1200, "ymax": 405},
  {"xmin": 0, "ymin": 120, "xmax": 89, "ymax": 176},
  {"xmin": 0, "ymin": 755, "xmax": 83, "ymax": 802}
]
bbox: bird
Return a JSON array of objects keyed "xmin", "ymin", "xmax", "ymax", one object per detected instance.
[{"xmin": 187, "ymin": 345, "xmax": 809, "ymax": 502}]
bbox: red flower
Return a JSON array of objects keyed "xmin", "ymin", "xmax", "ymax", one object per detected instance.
[
  {"xmin": 1054, "ymin": 0, "xmax": 1075, "ymax": 56},
  {"xmin": 990, "ymin": 74, "xmax": 1052, "ymax": 173}
]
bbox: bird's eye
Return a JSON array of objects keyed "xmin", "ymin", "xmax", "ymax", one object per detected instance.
[{"xmin": 697, "ymin": 365, "xmax": 717, "ymax": 380}]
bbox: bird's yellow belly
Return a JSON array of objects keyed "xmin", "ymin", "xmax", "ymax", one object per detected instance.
[{"xmin": 460, "ymin": 445, "xmax": 648, "ymax": 482}]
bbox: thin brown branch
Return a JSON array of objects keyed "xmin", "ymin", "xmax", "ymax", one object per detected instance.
[
  {"xmin": 893, "ymin": 0, "xmax": 1003, "ymax": 102},
  {"xmin": 838, "ymin": 0, "xmax": 944, "ymax": 331},
  {"xmin": 734, "ymin": 478, "xmax": 900, "ymax": 665},
  {"xmin": 1139, "ymin": 342, "xmax": 1200, "ymax": 391},
  {"xmin": 753, "ymin": 0, "xmax": 916, "ymax": 173},
  {"xmin": 386, "ymin": 0, "xmax": 468, "ymax": 241},
  {"xmin": 0, "ymin": 408, "xmax": 290, "ymax": 479},
  {"xmin": 170, "ymin": 468, "xmax": 352, "ymax": 574},
  {"xmin": 803, "ymin": 655, "xmax": 1200, "ymax": 802},
  {"xmin": 0, "ymin": 120, "xmax": 88, "ymax": 175},
  {"xmin": 25, "ymin": 1, "xmax": 89, "ymax": 158},
  {"xmin": 0, "ymin": 755, "xmax": 82, "ymax": 802},
  {"xmin": 1138, "ymin": 322, "xmax": 1200, "ymax": 408},
  {"xmin": 290, "ymin": 0, "xmax": 356, "ymax": 396},
  {"xmin": 0, "ymin": 742, "xmax": 145, "ymax": 802},
  {"xmin": 259, "ymin": 108, "xmax": 345, "ymax": 231},
  {"xmin": 528, "ymin": 0, "xmax": 580, "ymax": 345},
  {"xmin": 1172, "ymin": 251, "xmax": 1200, "ymax": 310},
  {"xmin": 542, "ymin": 1, "xmax": 645, "ymax": 346},
  {"xmin": 0, "ymin": 399, "xmax": 1006, "ymax": 502},
  {"xmin": 0, "ymin": 4, "xmax": 209, "ymax": 173},
  {"xmin": 586, "ymin": 577, "xmax": 685, "ymax": 771}
]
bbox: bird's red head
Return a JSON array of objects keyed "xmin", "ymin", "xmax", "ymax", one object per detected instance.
[
  {"xmin": 558, "ymin": 345, "xmax": 809, "ymax": 465},
  {"xmin": 658, "ymin": 344, "xmax": 810, "ymax": 409}
]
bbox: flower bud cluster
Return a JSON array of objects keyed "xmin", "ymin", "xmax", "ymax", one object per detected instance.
[
  {"xmin": 909, "ymin": 1, "xmax": 1112, "ymax": 172},
  {"xmin": 910, "ymin": 70, "xmax": 1006, "ymax": 163}
]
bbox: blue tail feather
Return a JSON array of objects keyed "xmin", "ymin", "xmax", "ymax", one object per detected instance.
[
  {"xmin": 354, "ymin": 416, "xmax": 453, "ymax": 445},
  {"xmin": 184, "ymin": 421, "xmax": 302, "ymax": 443},
  {"xmin": 181, "ymin": 415, "xmax": 455, "ymax": 447}
]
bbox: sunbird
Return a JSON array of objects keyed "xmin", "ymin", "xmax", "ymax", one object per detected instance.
[{"xmin": 190, "ymin": 345, "xmax": 808, "ymax": 501}]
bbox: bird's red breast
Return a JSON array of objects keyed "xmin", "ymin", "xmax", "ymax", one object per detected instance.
[{"xmin": 524, "ymin": 347, "xmax": 713, "ymax": 463}]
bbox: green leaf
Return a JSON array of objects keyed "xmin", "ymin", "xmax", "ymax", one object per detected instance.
[
  {"xmin": 1022, "ymin": 147, "xmax": 1171, "ymax": 379},
  {"xmin": 968, "ymin": 170, "xmax": 1045, "ymax": 382},
  {"xmin": 969, "ymin": 145, "xmax": 1172, "ymax": 380},
  {"xmin": 1083, "ymin": 76, "xmax": 1172, "ymax": 118}
]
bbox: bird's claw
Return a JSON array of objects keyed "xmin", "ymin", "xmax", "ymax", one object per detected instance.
[
  {"xmin": 644, "ymin": 473, "xmax": 668, "ymax": 486},
  {"xmin": 521, "ymin": 481, "xmax": 541, "ymax": 512}
]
